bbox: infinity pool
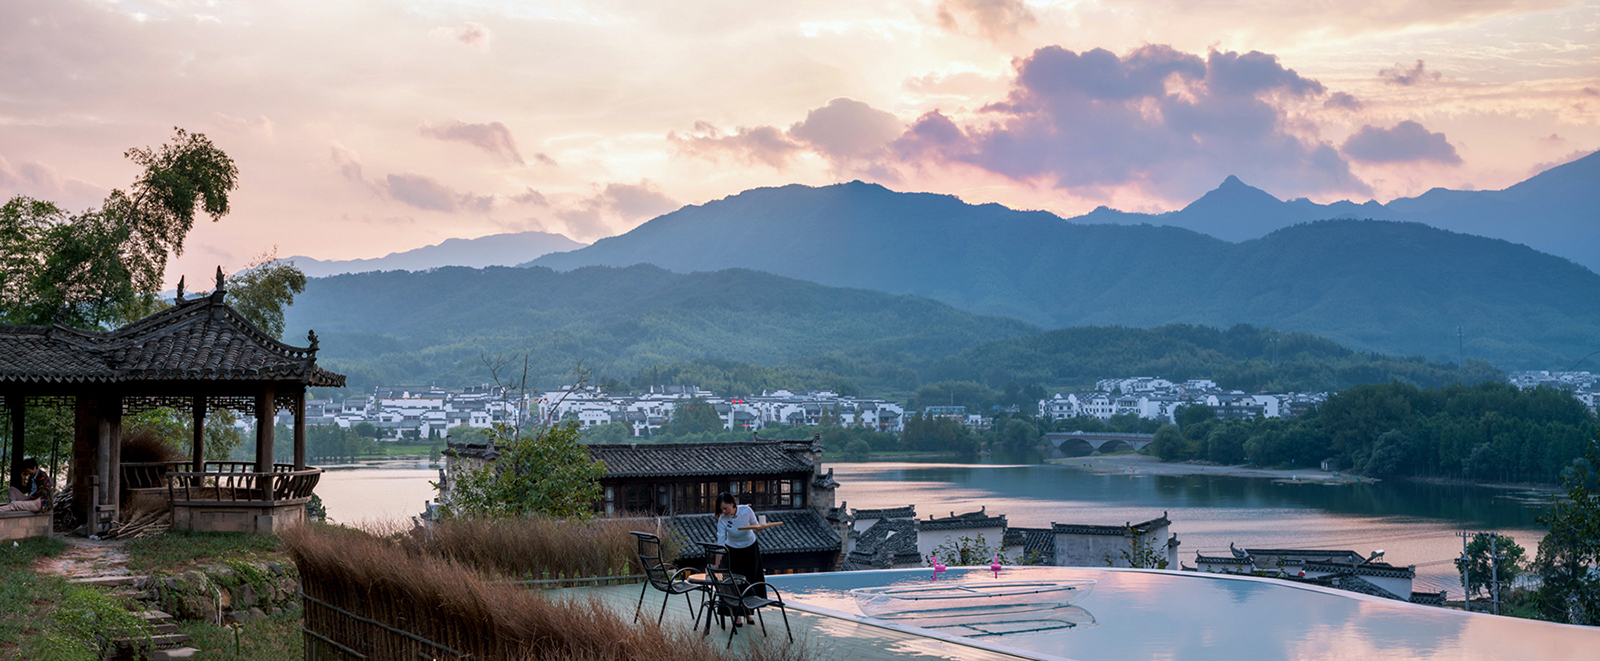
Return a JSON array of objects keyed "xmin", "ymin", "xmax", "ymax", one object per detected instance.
[{"xmin": 765, "ymin": 567, "xmax": 1599, "ymax": 661}]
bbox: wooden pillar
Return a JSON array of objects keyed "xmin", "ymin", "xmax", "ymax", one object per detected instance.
[
  {"xmin": 72, "ymin": 398, "xmax": 95, "ymax": 527},
  {"xmin": 105, "ymin": 393, "xmax": 120, "ymax": 512},
  {"xmin": 255, "ymin": 386, "xmax": 276, "ymax": 474},
  {"xmin": 293, "ymin": 388, "xmax": 307, "ymax": 471},
  {"xmin": 191, "ymin": 395, "xmax": 206, "ymax": 473},
  {"xmin": 7, "ymin": 395, "xmax": 22, "ymax": 491}
]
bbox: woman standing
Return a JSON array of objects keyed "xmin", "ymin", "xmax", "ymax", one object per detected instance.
[{"xmin": 713, "ymin": 492, "xmax": 767, "ymax": 626}]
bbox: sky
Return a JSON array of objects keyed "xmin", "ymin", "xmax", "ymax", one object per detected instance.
[{"xmin": 2, "ymin": 0, "xmax": 1597, "ymax": 287}]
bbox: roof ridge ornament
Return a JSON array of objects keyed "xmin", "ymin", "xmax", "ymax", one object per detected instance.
[
  {"xmin": 175, "ymin": 276, "xmax": 186, "ymax": 302},
  {"xmin": 307, "ymin": 330, "xmax": 320, "ymax": 354}
]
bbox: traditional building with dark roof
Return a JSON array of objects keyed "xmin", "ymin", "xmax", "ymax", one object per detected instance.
[
  {"xmin": 0, "ymin": 271, "xmax": 343, "ymax": 534},
  {"xmin": 443, "ymin": 432, "xmax": 849, "ymax": 572}
]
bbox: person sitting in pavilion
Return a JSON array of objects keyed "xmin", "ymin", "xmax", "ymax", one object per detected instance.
[{"xmin": 1, "ymin": 458, "xmax": 51, "ymax": 513}]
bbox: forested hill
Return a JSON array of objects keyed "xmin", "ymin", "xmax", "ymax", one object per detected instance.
[
  {"xmin": 282, "ymin": 265, "xmax": 1500, "ymax": 398},
  {"xmin": 526, "ymin": 181, "xmax": 1600, "ymax": 369},
  {"xmin": 1072, "ymin": 150, "xmax": 1600, "ymax": 271},
  {"xmin": 281, "ymin": 265, "xmax": 1040, "ymax": 393}
]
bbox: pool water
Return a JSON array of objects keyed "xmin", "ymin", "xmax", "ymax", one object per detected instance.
[{"xmin": 765, "ymin": 567, "xmax": 1599, "ymax": 661}]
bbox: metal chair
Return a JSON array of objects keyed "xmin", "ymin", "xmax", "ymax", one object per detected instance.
[
  {"xmin": 695, "ymin": 544, "xmax": 793, "ymax": 648},
  {"xmin": 630, "ymin": 531, "xmax": 702, "ymax": 626}
]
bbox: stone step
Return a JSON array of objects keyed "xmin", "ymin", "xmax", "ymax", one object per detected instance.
[
  {"xmin": 112, "ymin": 632, "xmax": 192, "ymax": 650},
  {"xmin": 136, "ymin": 609, "xmax": 176, "ymax": 623},
  {"xmin": 153, "ymin": 648, "xmax": 199, "ymax": 661},
  {"xmin": 69, "ymin": 575, "xmax": 143, "ymax": 587}
]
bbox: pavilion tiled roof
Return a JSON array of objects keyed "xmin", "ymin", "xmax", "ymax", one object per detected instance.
[
  {"xmin": 587, "ymin": 440, "xmax": 816, "ymax": 479},
  {"xmin": 0, "ymin": 291, "xmax": 344, "ymax": 387},
  {"xmin": 671, "ymin": 508, "xmax": 842, "ymax": 558}
]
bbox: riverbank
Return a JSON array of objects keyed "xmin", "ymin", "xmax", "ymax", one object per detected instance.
[{"xmin": 1051, "ymin": 453, "xmax": 1369, "ymax": 484}]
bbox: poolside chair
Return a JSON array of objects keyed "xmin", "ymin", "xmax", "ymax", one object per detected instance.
[
  {"xmin": 630, "ymin": 531, "xmax": 702, "ymax": 626},
  {"xmin": 696, "ymin": 553, "xmax": 793, "ymax": 648}
]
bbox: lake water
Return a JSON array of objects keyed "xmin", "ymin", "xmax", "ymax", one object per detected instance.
[{"xmin": 316, "ymin": 454, "xmax": 1553, "ymax": 596}]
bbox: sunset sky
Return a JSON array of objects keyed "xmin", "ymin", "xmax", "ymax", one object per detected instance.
[{"xmin": 2, "ymin": 0, "xmax": 1597, "ymax": 287}]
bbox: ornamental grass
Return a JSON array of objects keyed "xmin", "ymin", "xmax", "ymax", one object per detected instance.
[{"xmin": 284, "ymin": 521, "xmax": 795, "ymax": 661}]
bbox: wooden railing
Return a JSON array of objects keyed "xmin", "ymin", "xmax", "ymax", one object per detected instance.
[
  {"xmin": 163, "ymin": 466, "xmax": 323, "ymax": 506},
  {"xmin": 125, "ymin": 461, "xmax": 304, "ymax": 491}
]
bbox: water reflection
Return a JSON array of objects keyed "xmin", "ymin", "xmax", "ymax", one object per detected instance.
[
  {"xmin": 769, "ymin": 567, "xmax": 1600, "ymax": 660},
  {"xmin": 831, "ymin": 462, "xmax": 1549, "ymax": 593}
]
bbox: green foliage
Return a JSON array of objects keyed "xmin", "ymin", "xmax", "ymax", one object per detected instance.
[
  {"xmin": 38, "ymin": 584, "xmax": 152, "ymax": 659},
  {"xmin": 1532, "ymin": 435, "xmax": 1600, "ymax": 624},
  {"xmin": 121, "ymin": 406, "xmax": 244, "ymax": 462},
  {"xmin": 1104, "ymin": 529, "xmax": 1171, "ymax": 569},
  {"xmin": 661, "ymin": 397, "xmax": 723, "ymax": 436},
  {"xmin": 1, "ymin": 128, "xmax": 237, "ymax": 328},
  {"xmin": 303, "ymin": 424, "xmax": 378, "ymax": 463},
  {"xmin": 843, "ymin": 439, "xmax": 871, "ymax": 461},
  {"xmin": 901, "ymin": 413, "xmax": 978, "ymax": 454},
  {"xmin": 1149, "ymin": 381, "xmax": 1595, "ymax": 482},
  {"xmin": 447, "ymin": 421, "xmax": 606, "ymax": 519},
  {"xmin": 927, "ymin": 533, "xmax": 1014, "ymax": 567},
  {"xmin": 1454, "ymin": 533, "xmax": 1526, "ymax": 600},
  {"xmin": 125, "ymin": 530, "xmax": 282, "ymax": 573},
  {"xmin": 227, "ymin": 252, "xmax": 307, "ymax": 340},
  {"xmin": 579, "ymin": 422, "xmax": 632, "ymax": 444},
  {"xmin": 174, "ymin": 605, "xmax": 304, "ymax": 660}
]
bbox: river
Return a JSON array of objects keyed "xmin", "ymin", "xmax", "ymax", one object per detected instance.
[{"xmin": 315, "ymin": 452, "xmax": 1552, "ymax": 596}]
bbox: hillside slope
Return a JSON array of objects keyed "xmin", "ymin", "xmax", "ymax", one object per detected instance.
[{"xmin": 527, "ymin": 182, "xmax": 1600, "ymax": 368}]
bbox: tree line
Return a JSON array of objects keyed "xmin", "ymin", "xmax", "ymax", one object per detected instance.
[{"xmin": 1148, "ymin": 381, "xmax": 1595, "ymax": 484}]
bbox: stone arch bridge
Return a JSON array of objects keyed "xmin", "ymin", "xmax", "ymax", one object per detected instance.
[{"xmin": 1042, "ymin": 432, "xmax": 1156, "ymax": 457}]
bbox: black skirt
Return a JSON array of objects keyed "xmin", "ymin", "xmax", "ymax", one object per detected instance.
[{"xmin": 726, "ymin": 541, "xmax": 767, "ymax": 599}]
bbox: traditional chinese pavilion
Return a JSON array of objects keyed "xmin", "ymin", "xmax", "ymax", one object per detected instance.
[{"xmin": 0, "ymin": 270, "xmax": 344, "ymax": 534}]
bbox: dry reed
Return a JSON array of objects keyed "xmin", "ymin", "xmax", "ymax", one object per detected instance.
[
  {"xmin": 284, "ymin": 524, "xmax": 806, "ymax": 661},
  {"xmin": 383, "ymin": 516, "xmax": 674, "ymax": 581}
]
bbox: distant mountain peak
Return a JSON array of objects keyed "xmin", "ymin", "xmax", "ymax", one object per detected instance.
[{"xmin": 1183, "ymin": 175, "xmax": 1282, "ymax": 213}]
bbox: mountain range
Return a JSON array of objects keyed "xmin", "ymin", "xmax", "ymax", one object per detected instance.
[
  {"xmin": 526, "ymin": 181, "xmax": 1600, "ymax": 369},
  {"xmin": 284, "ymin": 231, "xmax": 584, "ymax": 278},
  {"xmin": 283, "ymin": 265, "xmax": 1498, "ymax": 397},
  {"xmin": 1072, "ymin": 150, "xmax": 1600, "ymax": 271}
]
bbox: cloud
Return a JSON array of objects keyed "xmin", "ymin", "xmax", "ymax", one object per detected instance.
[
  {"xmin": 787, "ymin": 98, "xmax": 904, "ymax": 164},
  {"xmin": 420, "ymin": 120, "xmax": 525, "ymax": 165},
  {"xmin": 0, "ymin": 154, "xmax": 106, "ymax": 210},
  {"xmin": 935, "ymin": 0, "xmax": 1036, "ymax": 42},
  {"xmin": 511, "ymin": 187, "xmax": 549, "ymax": 206},
  {"xmin": 1379, "ymin": 60, "xmax": 1442, "ymax": 86},
  {"xmin": 889, "ymin": 45, "xmax": 1369, "ymax": 199},
  {"xmin": 384, "ymin": 173, "xmax": 460, "ymax": 211},
  {"xmin": 598, "ymin": 181, "xmax": 678, "ymax": 219},
  {"xmin": 1341, "ymin": 120, "xmax": 1462, "ymax": 164},
  {"xmin": 671, "ymin": 99, "xmax": 903, "ymax": 172},
  {"xmin": 1538, "ymin": 133, "xmax": 1564, "ymax": 146},
  {"xmin": 213, "ymin": 113, "xmax": 276, "ymax": 140},
  {"xmin": 532, "ymin": 153, "xmax": 558, "ymax": 167},
  {"xmin": 669, "ymin": 121, "xmax": 803, "ymax": 168},
  {"xmin": 1323, "ymin": 92, "xmax": 1364, "ymax": 111},
  {"xmin": 1531, "ymin": 148, "xmax": 1596, "ymax": 175},
  {"xmin": 432, "ymin": 22, "xmax": 492, "ymax": 52}
]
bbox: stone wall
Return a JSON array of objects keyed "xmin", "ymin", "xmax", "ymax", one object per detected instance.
[
  {"xmin": 0, "ymin": 511, "xmax": 51, "ymax": 541},
  {"xmin": 138, "ymin": 560, "xmax": 300, "ymax": 624}
]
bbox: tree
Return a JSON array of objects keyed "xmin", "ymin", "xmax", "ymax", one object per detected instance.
[
  {"xmin": 1151, "ymin": 424, "xmax": 1186, "ymax": 461},
  {"xmin": 663, "ymin": 397, "xmax": 723, "ymax": 436},
  {"xmin": 1, "ymin": 128, "xmax": 238, "ymax": 328},
  {"xmin": 447, "ymin": 420, "xmax": 606, "ymax": 519},
  {"xmin": 579, "ymin": 421, "xmax": 631, "ymax": 445},
  {"xmin": 353, "ymin": 422, "xmax": 377, "ymax": 439},
  {"xmin": 1532, "ymin": 436, "xmax": 1600, "ymax": 624},
  {"xmin": 1454, "ymin": 533, "xmax": 1526, "ymax": 601},
  {"xmin": 844, "ymin": 439, "xmax": 872, "ymax": 461},
  {"xmin": 227, "ymin": 250, "xmax": 307, "ymax": 340}
]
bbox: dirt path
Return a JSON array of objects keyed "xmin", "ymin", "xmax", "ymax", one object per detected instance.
[{"xmin": 33, "ymin": 537, "xmax": 133, "ymax": 581}]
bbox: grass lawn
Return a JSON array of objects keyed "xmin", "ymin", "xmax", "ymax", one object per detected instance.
[
  {"xmin": 175, "ymin": 606, "xmax": 304, "ymax": 660},
  {"xmin": 125, "ymin": 530, "xmax": 284, "ymax": 573},
  {"xmin": 0, "ymin": 537, "xmax": 70, "ymax": 658}
]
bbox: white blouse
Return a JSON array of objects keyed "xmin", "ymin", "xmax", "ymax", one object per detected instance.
[{"xmin": 715, "ymin": 504, "xmax": 759, "ymax": 549}]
